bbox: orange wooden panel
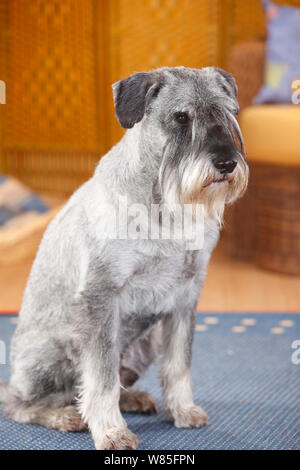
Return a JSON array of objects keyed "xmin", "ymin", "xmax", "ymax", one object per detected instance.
[
  {"xmin": 4, "ymin": 0, "xmax": 104, "ymax": 152},
  {"xmin": 0, "ymin": 0, "xmax": 107, "ymax": 194}
]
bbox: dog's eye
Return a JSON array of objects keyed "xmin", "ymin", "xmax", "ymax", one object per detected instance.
[{"xmin": 175, "ymin": 112, "xmax": 189, "ymax": 124}]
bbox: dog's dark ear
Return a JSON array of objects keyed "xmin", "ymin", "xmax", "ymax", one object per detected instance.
[
  {"xmin": 215, "ymin": 67, "xmax": 240, "ymax": 115},
  {"xmin": 214, "ymin": 67, "xmax": 239, "ymax": 115},
  {"xmin": 112, "ymin": 71, "xmax": 163, "ymax": 129},
  {"xmin": 215, "ymin": 67, "xmax": 238, "ymax": 99}
]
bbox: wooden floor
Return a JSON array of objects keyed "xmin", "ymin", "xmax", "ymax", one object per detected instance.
[
  {"xmin": 198, "ymin": 242, "xmax": 300, "ymax": 312},
  {"xmin": 0, "ymin": 240, "xmax": 299, "ymax": 313}
]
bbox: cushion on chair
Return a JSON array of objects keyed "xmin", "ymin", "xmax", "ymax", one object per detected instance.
[{"xmin": 240, "ymin": 105, "xmax": 300, "ymax": 165}]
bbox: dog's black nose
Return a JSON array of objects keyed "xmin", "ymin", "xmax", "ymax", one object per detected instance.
[{"xmin": 213, "ymin": 159, "xmax": 237, "ymax": 174}]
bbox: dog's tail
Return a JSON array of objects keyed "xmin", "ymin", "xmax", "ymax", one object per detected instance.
[{"xmin": 0, "ymin": 381, "xmax": 11, "ymax": 404}]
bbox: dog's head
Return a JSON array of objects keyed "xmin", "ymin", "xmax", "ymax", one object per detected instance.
[{"xmin": 113, "ymin": 66, "xmax": 248, "ymax": 223}]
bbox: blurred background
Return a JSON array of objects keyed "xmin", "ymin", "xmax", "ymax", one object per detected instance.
[{"xmin": 0, "ymin": 0, "xmax": 299, "ymax": 313}]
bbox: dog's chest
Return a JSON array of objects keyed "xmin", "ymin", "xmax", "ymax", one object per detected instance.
[{"xmin": 118, "ymin": 242, "xmax": 202, "ymax": 317}]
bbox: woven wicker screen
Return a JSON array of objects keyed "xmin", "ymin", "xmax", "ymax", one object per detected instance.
[
  {"xmin": 0, "ymin": 0, "xmax": 299, "ymax": 195},
  {"xmin": 0, "ymin": 0, "xmax": 107, "ymax": 194}
]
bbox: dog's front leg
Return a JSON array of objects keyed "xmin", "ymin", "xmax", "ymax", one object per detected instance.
[
  {"xmin": 76, "ymin": 290, "xmax": 138, "ymax": 450},
  {"xmin": 160, "ymin": 309, "xmax": 208, "ymax": 428}
]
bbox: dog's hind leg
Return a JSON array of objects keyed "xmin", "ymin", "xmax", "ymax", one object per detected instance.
[
  {"xmin": 2, "ymin": 333, "xmax": 87, "ymax": 432},
  {"xmin": 3, "ymin": 393, "xmax": 87, "ymax": 432},
  {"xmin": 120, "ymin": 389, "xmax": 158, "ymax": 415},
  {"xmin": 119, "ymin": 323, "xmax": 161, "ymax": 415}
]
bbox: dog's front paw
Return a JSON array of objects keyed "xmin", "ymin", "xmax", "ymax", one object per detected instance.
[
  {"xmin": 168, "ymin": 405, "xmax": 208, "ymax": 429},
  {"xmin": 95, "ymin": 427, "xmax": 139, "ymax": 450}
]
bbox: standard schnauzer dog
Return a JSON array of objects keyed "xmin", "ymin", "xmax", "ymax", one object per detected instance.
[{"xmin": 0, "ymin": 66, "xmax": 248, "ymax": 450}]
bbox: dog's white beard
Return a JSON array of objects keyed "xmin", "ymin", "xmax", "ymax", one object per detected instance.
[{"xmin": 161, "ymin": 156, "xmax": 248, "ymax": 226}]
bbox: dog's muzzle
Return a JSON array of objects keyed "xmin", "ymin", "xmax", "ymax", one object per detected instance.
[
  {"xmin": 212, "ymin": 157, "xmax": 237, "ymax": 175},
  {"xmin": 205, "ymin": 123, "xmax": 244, "ymax": 183}
]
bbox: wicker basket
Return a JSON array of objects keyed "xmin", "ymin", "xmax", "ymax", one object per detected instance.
[
  {"xmin": 253, "ymin": 165, "xmax": 300, "ymax": 275},
  {"xmin": 225, "ymin": 164, "xmax": 300, "ymax": 275}
]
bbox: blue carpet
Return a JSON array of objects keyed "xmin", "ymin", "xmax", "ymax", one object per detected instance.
[{"xmin": 0, "ymin": 313, "xmax": 299, "ymax": 450}]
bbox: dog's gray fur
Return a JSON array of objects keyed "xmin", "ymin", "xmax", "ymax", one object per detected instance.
[{"xmin": 0, "ymin": 66, "xmax": 248, "ymax": 449}]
